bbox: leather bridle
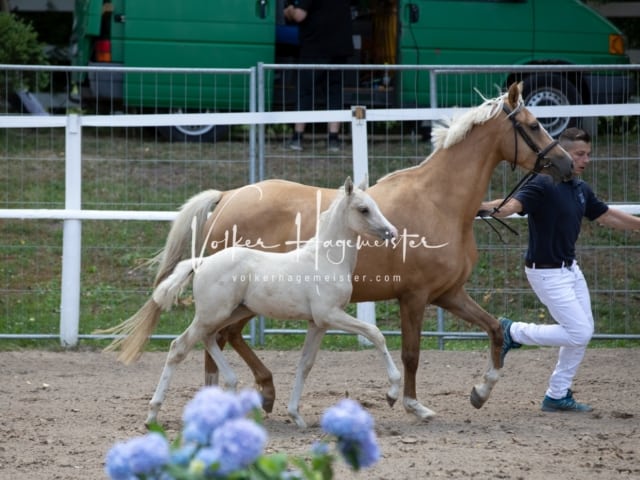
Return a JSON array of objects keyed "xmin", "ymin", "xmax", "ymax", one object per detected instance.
[{"xmin": 481, "ymin": 101, "xmax": 562, "ymax": 240}]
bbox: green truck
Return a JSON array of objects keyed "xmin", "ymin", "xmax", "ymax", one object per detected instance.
[{"xmin": 70, "ymin": 0, "xmax": 631, "ymax": 141}]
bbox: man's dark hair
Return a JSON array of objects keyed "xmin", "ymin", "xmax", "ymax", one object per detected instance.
[{"xmin": 559, "ymin": 127, "xmax": 591, "ymax": 144}]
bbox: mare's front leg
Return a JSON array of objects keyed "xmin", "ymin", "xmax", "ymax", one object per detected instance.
[
  {"xmin": 287, "ymin": 323, "xmax": 326, "ymax": 428},
  {"xmin": 398, "ymin": 293, "xmax": 436, "ymax": 420},
  {"xmin": 436, "ymin": 288, "xmax": 502, "ymax": 409},
  {"xmin": 147, "ymin": 323, "xmax": 202, "ymax": 426}
]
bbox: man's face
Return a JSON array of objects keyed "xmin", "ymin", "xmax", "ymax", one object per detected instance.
[{"xmin": 566, "ymin": 140, "xmax": 591, "ymax": 176}]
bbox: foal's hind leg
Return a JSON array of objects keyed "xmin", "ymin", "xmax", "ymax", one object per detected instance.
[
  {"xmin": 204, "ymin": 318, "xmax": 276, "ymax": 413},
  {"xmin": 147, "ymin": 322, "xmax": 202, "ymax": 425},
  {"xmin": 204, "ymin": 333, "xmax": 238, "ymax": 391}
]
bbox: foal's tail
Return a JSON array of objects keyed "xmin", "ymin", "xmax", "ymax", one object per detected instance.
[
  {"xmin": 99, "ymin": 259, "xmax": 196, "ymax": 364},
  {"xmin": 98, "ymin": 190, "xmax": 221, "ymax": 364}
]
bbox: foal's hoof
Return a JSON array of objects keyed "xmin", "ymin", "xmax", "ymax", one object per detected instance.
[
  {"xmin": 470, "ymin": 386, "xmax": 488, "ymax": 409},
  {"xmin": 386, "ymin": 394, "xmax": 397, "ymax": 408}
]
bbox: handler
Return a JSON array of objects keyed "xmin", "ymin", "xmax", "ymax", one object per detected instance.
[{"xmin": 480, "ymin": 127, "xmax": 640, "ymax": 413}]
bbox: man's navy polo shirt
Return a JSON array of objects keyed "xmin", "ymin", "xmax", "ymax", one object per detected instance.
[{"xmin": 514, "ymin": 175, "xmax": 608, "ymax": 265}]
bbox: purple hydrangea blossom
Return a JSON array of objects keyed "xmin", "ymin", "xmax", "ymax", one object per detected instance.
[
  {"xmin": 310, "ymin": 440, "xmax": 330, "ymax": 457},
  {"xmin": 209, "ymin": 418, "xmax": 267, "ymax": 475},
  {"xmin": 170, "ymin": 443, "xmax": 197, "ymax": 467},
  {"xmin": 105, "ymin": 432, "xmax": 170, "ymax": 479},
  {"xmin": 320, "ymin": 398, "xmax": 380, "ymax": 470},
  {"xmin": 181, "ymin": 386, "xmax": 242, "ymax": 445},
  {"xmin": 237, "ymin": 388, "xmax": 263, "ymax": 415},
  {"xmin": 320, "ymin": 398, "xmax": 374, "ymax": 441},
  {"xmin": 336, "ymin": 429, "xmax": 380, "ymax": 469},
  {"xmin": 190, "ymin": 446, "xmax": 219, "ymax": 474}
]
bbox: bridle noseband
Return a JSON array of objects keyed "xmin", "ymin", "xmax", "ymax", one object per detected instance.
[{"xmin": 503, "ymin": 102, "xmax": 559, "ymax": 174}]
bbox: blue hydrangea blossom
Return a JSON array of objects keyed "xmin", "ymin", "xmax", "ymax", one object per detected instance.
[
  {"xmin": 320, "ymin": 398, "xmax": 380, "ymax": 470},
  {"xmin": 105, "ymin": 432, "xmax": 170, "ymax": 479}
]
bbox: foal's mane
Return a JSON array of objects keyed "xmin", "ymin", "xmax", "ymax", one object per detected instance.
[
  {"xmin": 314, "ymin": 186, "xmax": 348, "ymax": 236},
  {"xmin": 379, "ymin": 90, "xmax": 515, "ymax": 183}
]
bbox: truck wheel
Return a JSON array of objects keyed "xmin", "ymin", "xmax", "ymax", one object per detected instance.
[
  {"xmin": 157, "ymin": 113, "xmax": 229, "ymax": 142},
  {"xmin": 521, "ymin": 74, "xmax": 579, "ymax": 138}
]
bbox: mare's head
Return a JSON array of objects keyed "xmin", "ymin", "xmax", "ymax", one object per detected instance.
[
  {"xmin": 431, "ymin": 82, "xmax": 573, "ymax": 182},
  {"xmin": 499, "ymin": 82, "xmax": 573, "ymax": 181},
  {"xmin": 331, "ymin": 177, "xmax": 398, "ymax": 241}
]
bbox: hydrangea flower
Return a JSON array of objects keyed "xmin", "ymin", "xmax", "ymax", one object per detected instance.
[
  {"xmin": 336, "ymin": 429, "xmax": 380, "ymax": 469},
  {"xmin": 237, "ymin": 388, "xmax": 263, "ymax": 415},
  {"xmin": 210, "ymin": 418, "xmax": 267, "ymax": 474},
  {"xmin": 320, "ymin": 398, "xmax": 380, "ymax": 470},
  {"xmin": 105, "ymin": 387, "xmax": 380, "ymax": 479},
  {"xmin": 181, "ymin": 387, "xmax": 243, "ymax": 445},
  {"xmin": 105, "ymin": 432, "xmax": 170, "ymax": 479}
]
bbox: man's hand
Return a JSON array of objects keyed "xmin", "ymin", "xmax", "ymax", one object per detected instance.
[{"xmin": 476, "ymin": 209, "xmax": 494, "ymax": 218}]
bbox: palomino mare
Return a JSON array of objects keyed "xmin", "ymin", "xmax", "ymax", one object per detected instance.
[
  {"xmin": 120, "ymin": 82, "xmax": 574, "ymax": 421},
  {"xmin": 103, "ymin": 178, "xmax": 400, "ymax": 426}
]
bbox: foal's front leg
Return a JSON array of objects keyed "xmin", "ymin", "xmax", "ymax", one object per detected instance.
[{"xmin": 323, "ymin": 309, "xmax": 402, "ymax": 407}]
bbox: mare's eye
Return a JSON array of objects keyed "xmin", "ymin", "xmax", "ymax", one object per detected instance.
[
  {"xmin": 358, "ymin": 206, "xmax": 370, "ymax": 215},
  {"xmin": 530, "ymin": 122, "xmax": 540, "ymax": 131}
]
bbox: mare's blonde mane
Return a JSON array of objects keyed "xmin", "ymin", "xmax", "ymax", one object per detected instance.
[{"xmin": 379, "ymin": 90, "xmax": 516, "ymax": 183}]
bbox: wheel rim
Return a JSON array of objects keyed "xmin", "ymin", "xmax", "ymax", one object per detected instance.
[
  {"xmin": 525, "ymin": 89, "xmax": 571, "ymax": 137},
  {"xmin": 171, "ymin": 109, "xmax": 216, "ymax": 137}
]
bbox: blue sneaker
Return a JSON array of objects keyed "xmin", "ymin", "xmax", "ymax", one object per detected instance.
[
  {"xmin": 499, "ymin": 317, "xmax": 521, "ymax": 367},
  {"xmin": 541, "ymin": 389, "xmax": 593, "ymax": 413}
]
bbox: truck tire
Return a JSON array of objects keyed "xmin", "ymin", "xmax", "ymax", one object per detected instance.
[
  {"xmin": 521, "ymin": 74, "xmax": 579, "ymax": 138},
  {"xmin": 157, "ymin": 113, "xmax": 229, "ymax": 143}
]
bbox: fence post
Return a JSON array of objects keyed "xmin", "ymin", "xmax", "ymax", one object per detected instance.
[
  {"xmin": 59, "ymin": 114, "xmax": 82, "ymax": 347},
  {"xmin": 351, "ymin": 106, "xmax": 375, "ymax": 345}
]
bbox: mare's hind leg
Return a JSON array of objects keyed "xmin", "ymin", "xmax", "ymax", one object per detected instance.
[
  {"xmin": 287, "ymin": 323, "xmax": 326, "ymax": 428},
  {"xmin": 147, "ymin": 322, "xmax": 202, "ymax": 426},
  {"xmin": 226, "ymin": 319, "xmax": 276, "ymax": 413},
  {"xmin": 436, "ymin": 289, "xmax": 502, "ymax": 409},
  {"xmin": 321, "ymin": 308, "xmax": 401, "ymax": 406}
]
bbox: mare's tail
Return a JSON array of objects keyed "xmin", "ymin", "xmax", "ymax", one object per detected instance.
[
  {"xmin": 153, "ymin": 189, "xmax": 223, "ymax": 286},
  {"xmin": 95, "ymin": 189, "xmax": 222, "ymax": 363},
  {"xmin": 98, "ymin": 259, "xmax": 196, "ymax": 364}
]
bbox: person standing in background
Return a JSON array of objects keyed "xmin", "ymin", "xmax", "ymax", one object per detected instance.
[
  {"xmin": 480, "ymin": 127, "xmax": 640, "ymax": 413},
  {"xmin": 284, "ymin": 0, "xmax": 353, "ymax": 152}
]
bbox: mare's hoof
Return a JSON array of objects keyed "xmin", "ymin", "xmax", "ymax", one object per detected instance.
[
  {"xmin": 386, "ymin": 394, "xmax": 397, "ymax": 408},
  {"xmin": 470, "ymin": 386, "xmax": 487, "ymax": 409},
  {"xmin": 262, "ymin": 397, "xmax": 274, "ymax": 414}
]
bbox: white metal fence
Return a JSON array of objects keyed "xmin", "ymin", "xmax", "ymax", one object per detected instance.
[{"xmin": 2, "ymin": 63, "xmax": 640, "ymax": 346}]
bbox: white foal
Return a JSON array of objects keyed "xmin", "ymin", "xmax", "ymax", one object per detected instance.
[{"xmin": 145, "ymin": 177, "xmax": 400, "ymax": 427}]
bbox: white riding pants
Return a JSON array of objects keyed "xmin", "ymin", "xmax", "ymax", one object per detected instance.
[{"xmin": 510, "ymin": 262, "xmax": 594, "ymax": 399}]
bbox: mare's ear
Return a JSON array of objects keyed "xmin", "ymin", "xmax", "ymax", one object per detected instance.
[
  {"xmin": 507, "ymin": 81, "xmax": 523, "ymax": 107},
  {"xmin": 344, "ymin": 176, "xmax": 353, "ymax": 195},
  {"xmin": 357, "ymin": 173, "xmax": 369, "ymax": 191}
]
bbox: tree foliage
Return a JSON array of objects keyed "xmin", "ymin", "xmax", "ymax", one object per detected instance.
[{"xmin": 0, "ymin": 12, "xmax": 49, "ymax": 91}]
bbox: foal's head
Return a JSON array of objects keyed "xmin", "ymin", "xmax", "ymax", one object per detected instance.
[{"xmin": 333, "ymin": 177, "xmax": 397, "ymax": 242}]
